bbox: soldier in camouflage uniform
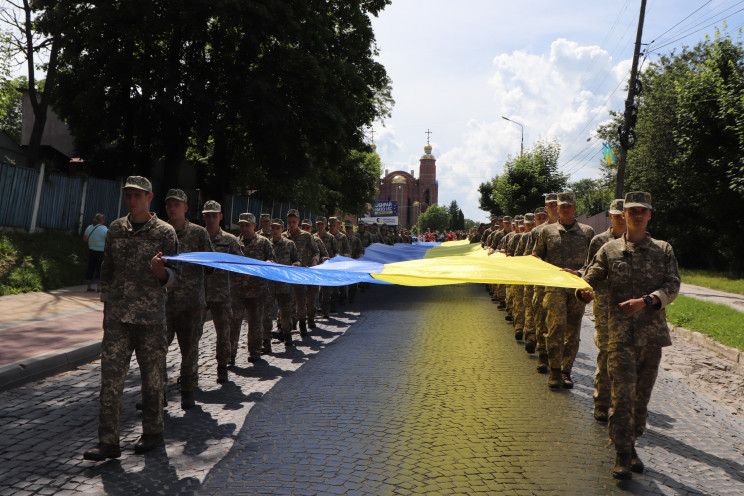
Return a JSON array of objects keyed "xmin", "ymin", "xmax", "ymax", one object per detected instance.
[
  {"xmin": 315, "ymin": 217, "xmax": 338, "ymax": 316},
  {"xmin": 499, "ymin": 215, "xmax": 524, "ymax": 322},
  {"xmin": 345, "ymin": 220, "xmax": 364, "ymax": 303},
  {"xmin": 532, "ymin": 194, "xmax": 559, "ymax": 370},
  {"xmin": 163, "ymin": 189, "xmax": 213, "ymax": 409},
  {"xmin": 584, "ymin": 199, "xmax": 626, "ymax": 422},
  {"xmin": 488, "ymin": 216, "xmax": 512, "ymax": 309},
  {"xmin": 284, "ymin": 209, "xmax": 319, "ymax": 336},
  {"xmin": 521, "ymin": 207, "xmax": 548, "ymax": 353},
  {"xmin": 258, "ymin": 213, "xmax": 276, "ymax": 338},
  {"xmin": 237, "ymin": 213, "xmax": 276, "ymax": 360},
  {"xmin": 510, "ymin": 213, "xmax": 535, "ymax": 341},
  {"xmin": 533, "ymin": 191, "xmax": 594, "ymax": 389},
  {"xmin": 359, "ymin": 221, "xmax": 372, "ymax": 248},
  {"xmin": 380, "ymin": 225, "xmax": 394, "ymax": 245},
  {"xmin": 579, "ymin": 191, "xmax": 680, "ymax": 480},
  {"xmin": 84, "ymin": 176, "xmax": 180, "ymax": 461},
  {"xmin": 269, "ymin": 219, "xmax": 301, "ymax": 347},
  {"xmin": 202, "ymin": 201, "xmax": 242, "ymax": 381},
  {"xmin": 329, "ymin": 217, "xmax": 351, "ymax": 306},
  {"xmin": 303, "ymin": 219, "xmax": 327, "ymax": 327},
  {"xmin": 258, "ymin": 213, "xmax": 272, "ymax": 238}
]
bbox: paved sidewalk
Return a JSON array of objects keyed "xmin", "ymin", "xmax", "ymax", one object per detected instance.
[
  {"xmin": 679, "ymin": 283, "xmax": 744, "ymax": 312},
  {"xmin": 1, "ymin": 284, "xmax": 743, "ymax": 495},
  {"xmin": 0, "ymin": 286, "xmax": 103, "ymax": 390}
]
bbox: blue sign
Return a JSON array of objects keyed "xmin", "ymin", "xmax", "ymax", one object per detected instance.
[{"xmin": 374, "ymin": 201, "xmax": 398, "ymax": 217}]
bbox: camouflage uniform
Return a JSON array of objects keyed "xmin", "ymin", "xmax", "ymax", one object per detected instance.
[
  {"xmin": 237, "ymin": 230, "xmax": 275, "ymax": 357},
  {"xmin": 165, "ymin": 220, "xmax": 212, "ymax": 392},
  {"xmin": 206, "ymin": 228, "xmax": 241, "ymax": 365},
  {"xmin": 270, "ymin": 224, "xmax": 301, "ymax": 344},
  {"xmin": 346, "ymin": 223, "xmax": 364, "ymax": 302},
  {"xmin": 98, "ymin": 207, "xmax": 180, "ymax": 446},
  {"xmin": 533, "ymin": 213, "xmax": 594, "ymax": 377},
  {"xmin": 499, "ymin": 228, "xmax": 518, "ymax": 316},
  {"xmin": 284, "ymin": 222, "xmax": 319, "ymax": 325},
  {"xmin": 585, "ymin": 221, "xmax": 624, "ymax": 414},
  {"xmin": 316, "ymin": 224, "xmax": 338, "ymax": 315},
  {"xmin": 511, "ymin": 218, "xmax": 534, "ymax": 338},
  {"xmin": 581, "ymin": 231, "xmax": 680, "ymax": 454},
  {"xmin": 331, "ymin": 223, "xmax": 351, "ymax": 304},
  {"xmin": 359, "ymin": 226, "xmax": 372, "ymax": 248}
]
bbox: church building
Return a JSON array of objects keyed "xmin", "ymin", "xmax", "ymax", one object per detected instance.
[{"xmin": 375, "ymin": 140, "xmax": 438, "ymax": 229}]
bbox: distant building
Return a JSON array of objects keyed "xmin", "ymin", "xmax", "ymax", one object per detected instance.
[{"xmin": 375, "ymin": 141, "xmax": 438, "ymax": 229}]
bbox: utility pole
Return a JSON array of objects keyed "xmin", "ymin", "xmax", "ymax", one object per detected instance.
[{"xmin": 615, "ymin": 0, "xmax": 647, "ymax": 199}]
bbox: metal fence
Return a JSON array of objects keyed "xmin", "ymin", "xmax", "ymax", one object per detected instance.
[
  {"xmin": 0, "ymin": 162, "xmax": 320, "ymax": 232},
  {"xmin": 0, "ymin": 163, "xmax": 37, "ymax": 228}
]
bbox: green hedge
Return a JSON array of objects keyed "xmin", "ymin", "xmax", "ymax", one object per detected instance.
[{"xmin": 0, "ymin": 231, "xmax": 88, "ymax": 295}]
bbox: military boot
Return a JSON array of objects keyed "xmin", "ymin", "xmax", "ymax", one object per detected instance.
[
  {"xmin": 505, "ymin": 314, "xmax": 513, "ymax": 322},
  {"xmin": 548, "ymin": 368, "xmax": 562, "ymax": 389},
  {"xmin": 262, "ymin": 339, "xmax": 272, "ymax": 354},
  {"xmin": 524, "ymin": 339, "xmax": 537, "ymax": 354},
  {"xmin": 308, "ymin": 318, "xmax": 316, "ymax": 329},
  {"xmin": 536, "ymin": 354, "xmax": 549, "ymax": 373},
  {"xmin": 299, "ymin": 319, "xmax": 308, "ymax": 336},
  {"xmin": 612, "ymin": 452, "xmax": 633, "ymax": 480},
  {"xmin": 497, "ymin": 301, "xmax": 506, "ymax": 310},
  {"xmin": 514, "ymin": 329, "xmax": 523, "ymax": 340},
  {"xmin": 134, "ymin": 433, "xmax": 164, "ymax": 454},
  {"xmin": 217, "ymin": 365, "xmax": 228, "ymax": 383},
  {"xmin": 561, "ymin": 371, "xmax": 574, "ymax": 389},
  {"xmin": 83, "ymin": 442, "xmax": 121, "ymax": 461},
  {"xmin": 631, "ymin": 446, "xmax": 644, "ymax": 473},
  {"xmin": 181, "ymin": 389, "xmax": 196, "ymax": 409},
  {"xmin": 593, "ymin": 406, "xmax": 609, "ymax": 422}
]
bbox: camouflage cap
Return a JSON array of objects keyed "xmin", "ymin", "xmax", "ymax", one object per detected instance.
[
  {"xmin": 238, "ymin": 212, "xmax": 256, "ymax": 224},
  {"xmin": 524, "ymin": 213, "xmax": 536, "ymax": 223},
  {"xmin": 202, "ymin": 200, "xmax": 222, "ymax": 213},
  {"xmin": 557, "ymin": 192, "xmax": 576, "ymax": 206},
  {"xmin": 316, "ymin": 216, "xmax": 328, "ymax": 224},
  {"xmin": 165, "ymin": 188, "xmax": 187, "ymax": 203},
  {"xmin": 260, "ymin": 213, "xmax": 271, "ymax": 222},
  {"xmin": 490, "ymin": 214, "xmax": 498, "ymax": 220},
  {"xmin": 122, "ymin": 176, "xmax": 152, "ymax": 193},
  {"xmin": 502, "ymin": 216, "xmax": 513, "ymax": 223},
  {"xmin": 534, "ymin": 207, "xmax": 547, "ymax": 215},
  {"xmin": 498, "ymin": 215, "xmax": 504, "ymax": 220},
  {"xmin": 380, "ymin": 224, "xmax": 388, "ymax": 230},
  {"xmin": 287, "ymin": 208, "xmax": 300, "ymax": 218},
  {"xmin": 328, "ymin": 217, "xmax": 339, "ymax": 226},
  {"xmin": 545, "ymin": 193, "xmax": 558, "ymax": 203},
  {"xmin": 624, "ymin": 191, "xmax": 652, "ymax": 210},
  {"xmin": 301, "ymin": 218, "xmax": 312, "ymax": 226},
  {"xmin": 608, "ymin": 199, "xmax": 625, "ymax": 215},
  {"xmin": 271, "ymin": 218, "xmax": 284, "ymax": 227},
  {"xmin": 514, "ymin": 215, "xmax": 524, "ymax": 222},
  {"xmin": 344, "ymin": 220, "xmax": 354, "ymax": 228}
]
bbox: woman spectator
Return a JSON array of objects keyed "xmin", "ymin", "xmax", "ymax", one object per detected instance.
[{"xmin": 83, "ymin": 213, "xmax": 107, "ymax": 292}]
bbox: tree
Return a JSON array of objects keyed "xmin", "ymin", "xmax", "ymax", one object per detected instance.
[
  {"xmin": 596, "ymin": 29, "xmax": 744, "ymax": 273},
  {"xmin": 447, "ymin": 200, "xmax": 465, "ymax": 230},
  {"xmin": 416, "ymin": 204, "xmax": 449, "ymax": 233},
  {"xmin": 34, "ymin": 0, "xmax": 393, "ymax": 212},
  {"xmin": 568, "ymin": 178, "xmax": 613, "ymax": 217},
  {"xmin": 478, "ymin": 179, "xmax": 501, "ymax": 216},
  {"xmin": 0, "ymin": 37, "xmax": 23, "ymax": 142},
  {"xmin": 0, "ymin": 1, "xmax": 60, "ymax": 168},
  {"xmin": 492, "ymin": 138, "xmax": 568, "ymax": 215}
]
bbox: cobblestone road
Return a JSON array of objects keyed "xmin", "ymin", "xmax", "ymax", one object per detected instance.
[{"xmin": 2, "ymin": 284, "xmax": 743, "ymax": 495}]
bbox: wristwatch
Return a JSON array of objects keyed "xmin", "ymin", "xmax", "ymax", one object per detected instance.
[{"xmin": 642, "ymin": 295, "xmax": 654, "ymax": 306}]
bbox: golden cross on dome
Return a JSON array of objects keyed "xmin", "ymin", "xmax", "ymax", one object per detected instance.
[{"xmin": 425, "ymin": 129, "xmax": 432, "ymax": 145}]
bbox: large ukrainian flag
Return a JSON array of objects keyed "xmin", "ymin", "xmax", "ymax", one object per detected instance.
[{"xmin": 167, "ymin": 240, "xmax": 589, "ymax": 290}]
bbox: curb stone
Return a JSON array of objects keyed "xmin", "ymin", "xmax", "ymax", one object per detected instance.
[
  {"xmin": 0, "ymin": 338, "xmax": 101, "ymax": 392},
  {"xmin": 669, "ymin": 322, "xmax": 744, "ymax": 370}
]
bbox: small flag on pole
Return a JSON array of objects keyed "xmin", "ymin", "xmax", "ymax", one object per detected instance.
[{"xmin": 602, "ymin": 143, "xmax": 616, "ymax": 165}]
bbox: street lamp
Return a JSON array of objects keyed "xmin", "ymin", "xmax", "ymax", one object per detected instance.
[{"xmin": 501, "ymin": 116, "xmax": 524, "ymax": 158}]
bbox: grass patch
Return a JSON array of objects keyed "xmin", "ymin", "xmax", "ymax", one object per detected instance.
[
  {"xmin": 666, "ymin": 295, "xmax": 744, "ymax": 351},
  {"xmin": 0, "ymin": 231, "xmax": 88, "ymax": 295},
  {"xmin": 679, "ymin": 268, "xmax": 744, "ymax": 295}
]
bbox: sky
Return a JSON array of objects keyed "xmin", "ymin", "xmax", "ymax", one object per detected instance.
[{"xmin": 369, "ymin": 0, "xmax": 744, "ymax": 222}]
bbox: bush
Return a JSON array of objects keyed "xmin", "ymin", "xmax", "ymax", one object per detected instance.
[{"xmin": 0, "ymin": 231, "xmax": 88, "ymax": 295}]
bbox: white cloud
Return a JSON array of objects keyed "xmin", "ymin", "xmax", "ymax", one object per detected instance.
[{"xmin": 432, "ymin": 39, "xmax": 629, "ymax": 222}]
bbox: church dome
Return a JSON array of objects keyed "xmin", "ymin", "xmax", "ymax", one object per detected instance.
[
  {"xmin": 391, "ymin": 175, "xmax": 407, "ymax": 184},
  {"xmin": 421, "ymin": 143, "xmax": 435, "ymax": 159}
]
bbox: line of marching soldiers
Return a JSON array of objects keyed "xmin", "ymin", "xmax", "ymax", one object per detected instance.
[
  {"xmin": 84, "ymin": 175, "xmax": 414, "ymax": 461},
  {"xmin": 476, "ymin": 191, "xmax": 680, "ymax": 480}
]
